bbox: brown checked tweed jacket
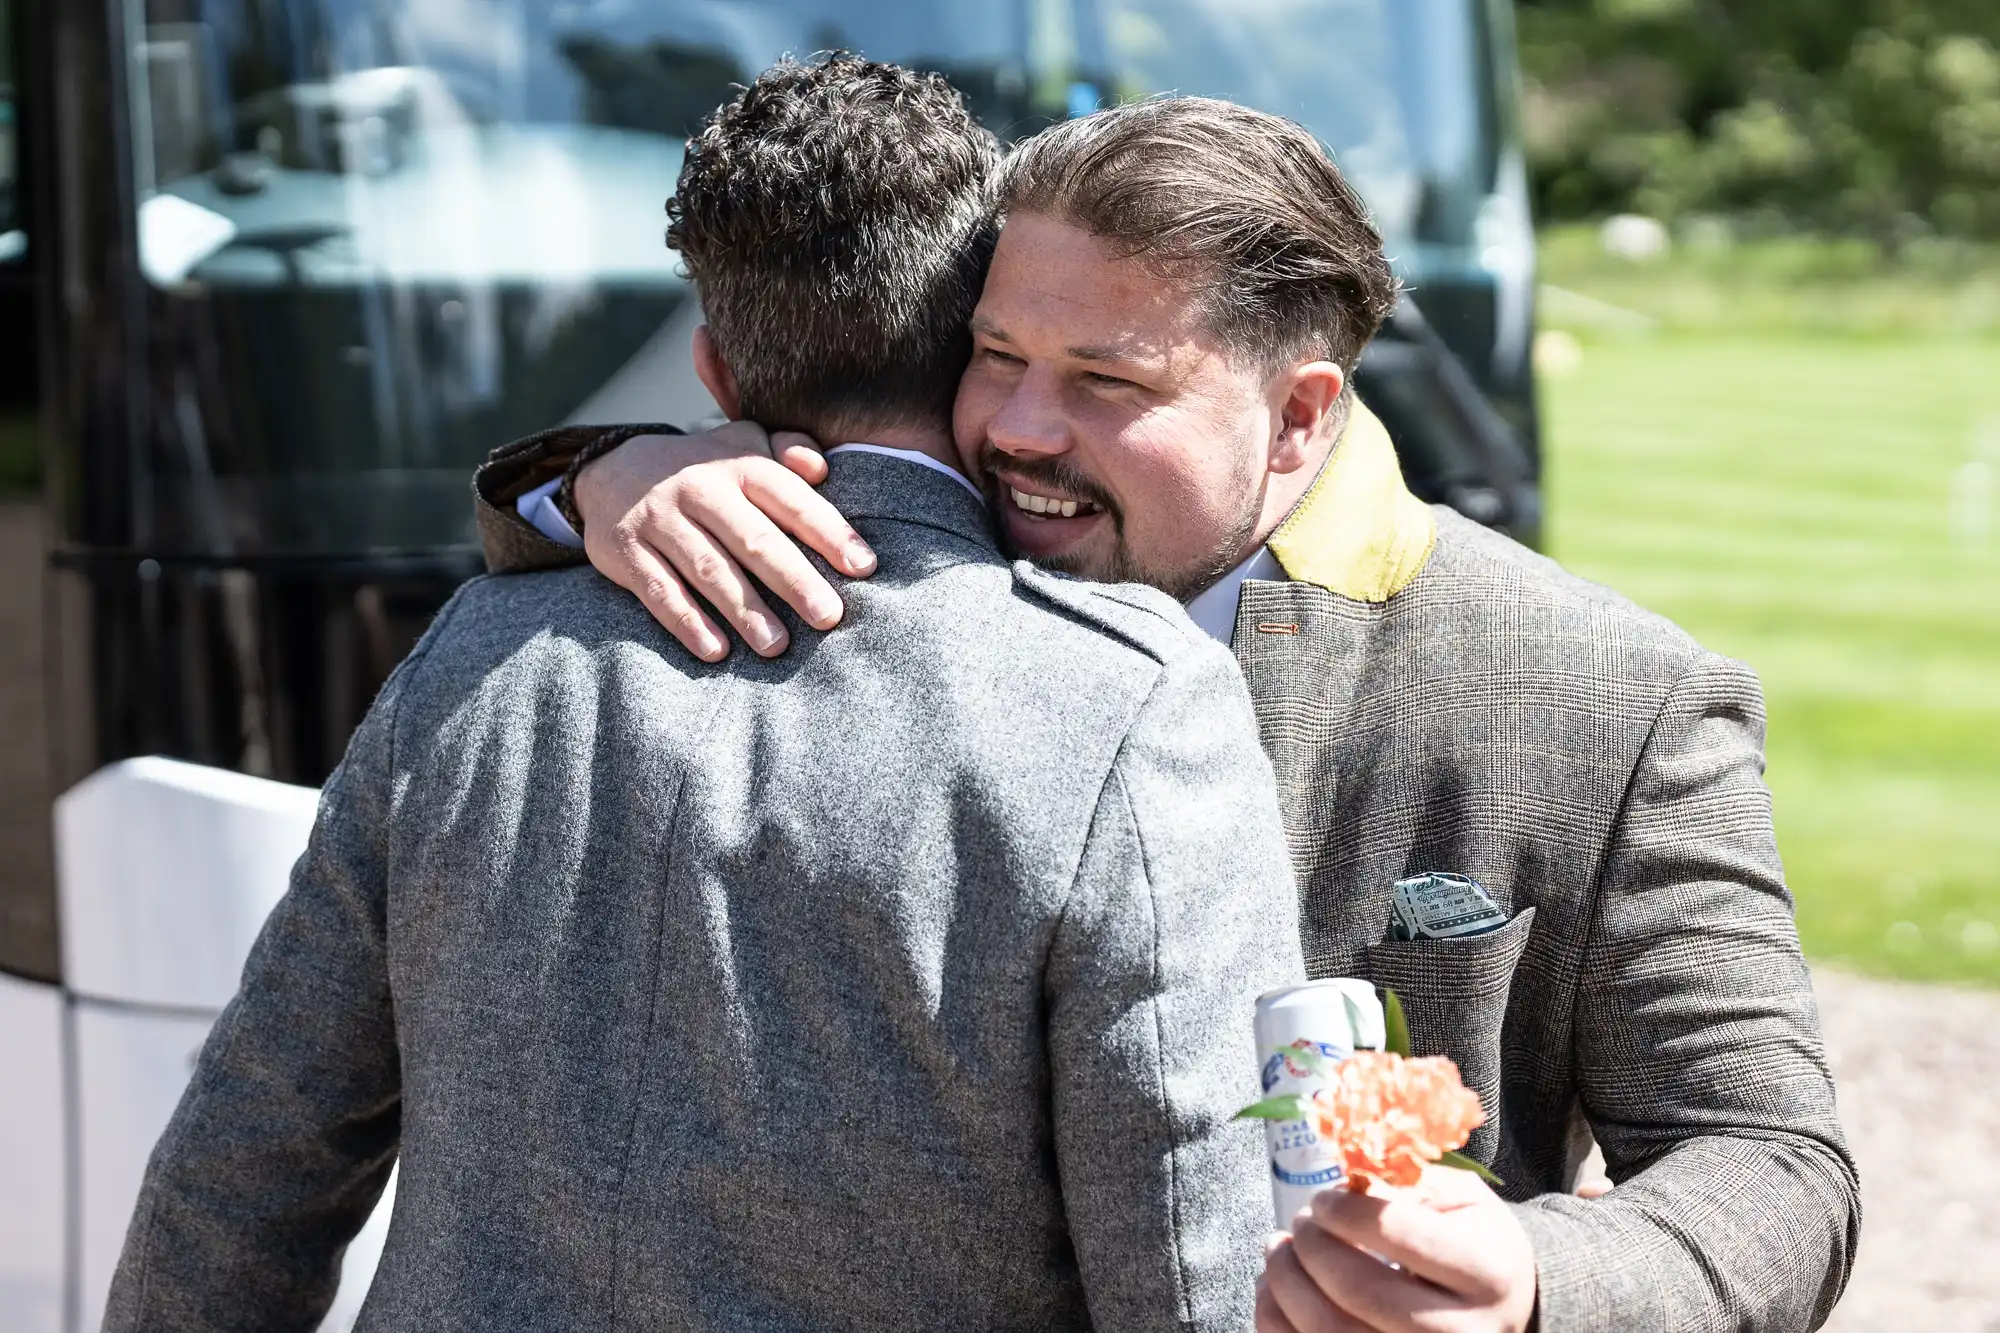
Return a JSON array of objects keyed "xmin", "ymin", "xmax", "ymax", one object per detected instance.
[{"xmin": 470, "ymin": 407, "xmax": 1860, "ymax": 1333}]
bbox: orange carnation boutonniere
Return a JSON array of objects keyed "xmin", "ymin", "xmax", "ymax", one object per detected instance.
[
  {"xmin": 1300, "ymin": 1049, "xmax": 1486, "ymax": 1189},
  {"xmin": 1236, "ymin": 989, "xmax": 1498, "ymax": 1191}
]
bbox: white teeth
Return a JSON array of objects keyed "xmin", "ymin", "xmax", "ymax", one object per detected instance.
[{"xmin": 1010, "ymin": 486, "xmax": 1095, "ymax": 518}]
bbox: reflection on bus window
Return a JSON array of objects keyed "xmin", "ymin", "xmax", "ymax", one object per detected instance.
[
  {"xmin": 116, "ymin": 0, "xmax": 1498, "ymax": 557},
  {"xmin": 127, "ymin": 1, "xmax": 1486, "ymax": 282}
]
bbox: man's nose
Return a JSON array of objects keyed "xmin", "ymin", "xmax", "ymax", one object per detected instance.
[{"xmin": 987, "ymin": 366, "xmax": 1071, "ymax": 459}]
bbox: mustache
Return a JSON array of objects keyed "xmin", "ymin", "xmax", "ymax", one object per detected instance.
[{"xmin": 976, "ymin": 444, "xmax": 1122, "ymax": 524}]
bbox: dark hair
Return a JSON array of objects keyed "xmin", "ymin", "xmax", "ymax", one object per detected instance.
[
  {"xmin": 666, "ymin": 54, "xmax": 1000, "ymax": 436},
  {"xmin": 998, "ymin": 97, "xmax": 1398, "ymax": 375}
]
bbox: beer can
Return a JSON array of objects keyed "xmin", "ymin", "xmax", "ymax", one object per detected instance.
[{"xmin": 1253, "ymin": 979, "xmax": 1386, "ymax": 1229}]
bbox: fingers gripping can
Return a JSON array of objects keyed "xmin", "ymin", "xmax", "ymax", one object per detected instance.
[{"xmin": 1253, "ymin": 979, "xmax": 1387, "ymax": 1229}]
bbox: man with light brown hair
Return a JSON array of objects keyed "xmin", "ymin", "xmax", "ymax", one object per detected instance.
[{"xmin": 479, "ymin": 91, "xmax": 1859, "ymax": 1333}]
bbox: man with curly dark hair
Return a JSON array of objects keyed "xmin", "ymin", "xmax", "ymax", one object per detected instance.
[
  {"xmin": 103, "ymin": 55, "xmax": 1306, "ymax": 1332},
  {"xmin": 663, "ymin": 55, "xmax": 999, "ymax": 438}
]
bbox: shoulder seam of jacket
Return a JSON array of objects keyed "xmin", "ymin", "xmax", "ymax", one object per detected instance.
[
  {"xmin": 1012, "ymin": 571, "xmax": 1203, "ymax": 665},
  {"xmin": 384, "ymin": 575, "xmax": 488, "ymax": 777}
]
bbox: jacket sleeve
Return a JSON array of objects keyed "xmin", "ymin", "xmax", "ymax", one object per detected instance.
[
  {"xmin": 472, "ymin": 423, "xmax": 680, "ymax": 574},
  {"xmin": 101, "ymin": 600, "xmax": 458, "ymax": 1332},
  {"xmin": 1046, "ymin": 640, "xmax": 1307, "ymax": 1333},
  {"xmin": 1514, "ymin": 653, "xmax": 1861, "ymax": 1333}
]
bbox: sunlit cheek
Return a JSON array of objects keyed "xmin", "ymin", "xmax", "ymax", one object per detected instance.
[{"xmin": 1102, "ymin": 419, "xmax": 1230, "ymax": 552}]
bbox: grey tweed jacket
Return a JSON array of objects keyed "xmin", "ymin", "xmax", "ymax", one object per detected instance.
[
  {"xmin": 467, "ymin": 408, "xmax": 1861, "ymax": 1333},
  {"xmin": 105, "ymin": 451, "xmax": 1307, "ymax": 1332}
]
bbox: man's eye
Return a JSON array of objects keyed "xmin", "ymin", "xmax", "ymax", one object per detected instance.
[
  {"xmin": 1085, "ymin": 371, "xmax": 1134, "ymax": 389},
  {"xmin": 980, "ymin": 347, "xmax": 1024, "ymax": 366}
]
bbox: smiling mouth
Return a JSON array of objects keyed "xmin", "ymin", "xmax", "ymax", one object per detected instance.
[{"xmin": 1005, "ymin": 484, "xmax": 1104, "ymax": 521}]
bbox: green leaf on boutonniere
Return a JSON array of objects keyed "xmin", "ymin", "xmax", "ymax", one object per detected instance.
[
  {"xmin": 1384, "ymin": 988, "xmax": 1412, "ymax": 1058},
  {"xmin": 1437, "ymin": 1149, "xmax": 1503, "ymax": 1187},
  {"xmin": 1341, "ymin": 991, "xmax": 1364, "ymax": 1051},
  {"xmin": 1234, "ymin": 1094, "xmax": 1310, "ymax": 1122}
]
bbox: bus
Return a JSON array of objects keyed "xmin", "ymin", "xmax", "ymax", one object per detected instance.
[{"xmin": 0, "ymin": 3, "xmax": 1540, "ymax": 1328}]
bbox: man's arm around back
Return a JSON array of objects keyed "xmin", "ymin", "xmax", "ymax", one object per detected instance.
[{"xmin": 1048, "ymin": 634, "xmax": 1306, "ymax": 1332}]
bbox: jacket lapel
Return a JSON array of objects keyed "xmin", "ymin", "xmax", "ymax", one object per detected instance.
[
  {"xmin": 1230, "ymin": 401, "xmax": 1437, "ymax": 966},
  {"xmin": 1228, "ymin": 399, "xmax": 1437, "ymax": 737},
  {"xmin": 1231, "ymin": 580, "xmax": 1373, "ymax": 886}
]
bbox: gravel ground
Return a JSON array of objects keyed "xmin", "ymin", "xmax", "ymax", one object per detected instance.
[{"xmin": 1816, "ymin": 967, "xmax": 2000, "ymax": 1332}]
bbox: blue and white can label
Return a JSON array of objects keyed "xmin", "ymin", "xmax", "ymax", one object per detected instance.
[{"xmin": 1252, "ymin": 979, "xmax": 1385, "ymax": 1229}]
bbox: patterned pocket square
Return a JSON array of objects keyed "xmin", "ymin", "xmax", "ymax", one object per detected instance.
[{"xmin": 1389, "ymin": 871, "xmax": 1508, "ymax": 941}]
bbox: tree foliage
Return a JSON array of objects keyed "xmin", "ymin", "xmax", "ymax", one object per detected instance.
[{"xmin": 1517, "ymin": 0, "xmax": 2000, "ymax": 240}]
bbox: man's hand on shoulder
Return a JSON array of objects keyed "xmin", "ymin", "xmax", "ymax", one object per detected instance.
[
  {"xmin": 573, "ymin": 421, "xmax": 876, "ymax": 661},
  {"xmin": 1258, "ymin": 1167, "xmax": 1537, "ymax": 1333}
]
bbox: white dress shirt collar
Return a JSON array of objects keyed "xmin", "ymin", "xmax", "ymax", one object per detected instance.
[
  {"xmin": 824, "ymin": 443, "xmax": 984, "ymax": 501},
  {"xmin": 1183, "ymin": 545, "xmax": 1286, "ymax": 647}
]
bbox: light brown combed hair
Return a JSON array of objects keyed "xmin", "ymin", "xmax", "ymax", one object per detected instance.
[
  {"xmin": 666, "ymin": 54, "xmax": 1001, "ymax": 436},
  {"xmin": 998, "ymin": 97, "xmax": 1399, "ymax": 377}
]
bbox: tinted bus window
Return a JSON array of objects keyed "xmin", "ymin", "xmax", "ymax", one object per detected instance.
[{"xmin": 113, "ymin": 0, "xmax": 1498, "ymax": 559}]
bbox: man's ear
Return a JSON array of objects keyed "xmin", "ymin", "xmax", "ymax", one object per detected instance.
[
  {"xmin": 692, "ymin": 324, "xmax": 743, "ymax": 420},
  {"xmin": 1271, "ymin": 361, "xmax": 1346, "ymax": 476}
]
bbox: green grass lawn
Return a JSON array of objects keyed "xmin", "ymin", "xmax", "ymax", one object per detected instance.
[
  {"xmin": 1537, "ymin": 225, "xmax": 2000, "ymax": 340},
  {"xmin": 1540, "ymin": 327, "xmax": 2000, "ymax": 986}
]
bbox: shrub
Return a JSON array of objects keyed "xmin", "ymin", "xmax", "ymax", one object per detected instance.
[{"xmin": 1518, "ymin": 1, "xmax": 2000, "ymax": 241}]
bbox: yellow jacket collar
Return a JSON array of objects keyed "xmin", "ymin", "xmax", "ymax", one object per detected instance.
[{"xmin": 1267, "ymin": 400, "xmax": 1435, "ymax": 603}]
